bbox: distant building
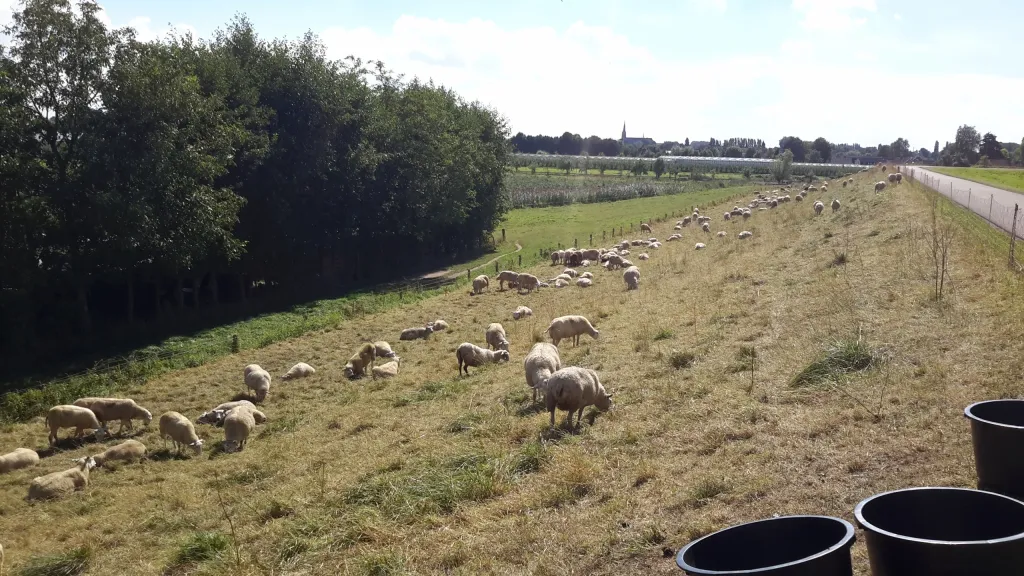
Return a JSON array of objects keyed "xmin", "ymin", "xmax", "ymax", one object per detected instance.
[
  {"xmin": 689, "ymin": 141, "xmax": 711, "ymax": 150},
  {"xmin": 621, "ymin": 123, "xmax": 656, "ymax": 148}
]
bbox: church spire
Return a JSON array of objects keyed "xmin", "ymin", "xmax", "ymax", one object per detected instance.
[{"xmin": 622, "ymin": 122, "xmax": 626, "ymax": 140}]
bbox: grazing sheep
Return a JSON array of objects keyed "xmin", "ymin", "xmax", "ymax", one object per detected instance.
[
  {"xmin": 27, "ymin": 457, "xmax": 97, "ymax": 501},
  {"xmin": 546, "ymin": 315, "xmax": 600, "ymax": 347},
  {"xmin": 455, "ymin": 342, "xmax": 510, "ymax": 375},
  {"xmin": 576, "ymin": 278, "xmax": 593, "ymax": 288},
  {"xmin": 623, "ymin": 266, "xmax": 640, "ymax": 291},
  {"xmin": 244, "ymin": 365, "xmax": 272, "ymax": 402},
  {"xmin": 85, "ymin": 439, "xmax": 147, "ymax": 467},
  {"xmin": 842, "ymin": 180, "xmax": 848, "ymax": 188},
  {"xmin": 159, "ymin": 412, "xmax": 204, "ymax": 455},
  {"xmin": 562, "ymin": 268, "xmax": 578, "ymax": 278},
  {"xmin": 0, "ymin": 447, "xmax": 39, "ymax": 474},
  {"xmin": 723, "ymin": 212, "xmax": 731, "ymax": 221},
  {"xmin": 429, "ymin": 319, "xmax": 450, "ymax": 332},
  {"xmin": 896, "ymin": 173, "xmax": 903, "ymax": 184},
  {"xmin": 640, "ymin": 223, "xmax": 652, "ymax": 233},
  {"xmin": 544, "ymin": 367, "xmax": 613, "ymax": 429},
  {"xmin": 516, "ymin": 273, "xmax": 541, "ymax": 293},
  {"xmin": 566, "ymin": 251, "xmax": 583, "ymax": 266},
  {"xmin": 472, "ymin": 274, "xmax": 489, "ymax": 295},
  {"xmin": 374, "ymin": 341, "xmax": 396, "ymax": 359},
  {"xmin": 496, "ymin": 270, "xmax": 519, "ymax": 290},
  {"xmin": 874, "ymin": 181, "xmax": 887, "ymax": 193},
  {"xmin": 682, "ymin": 216, "xmax": 691, "ymax": 226},
  {"xmin": 222, "ymin": 406, "xmax": 256, "ymax": 453},
  {"xmin": 281, "ymin": 362, "xmax": 316, "ymax": 381},
  {"xmin": 701, "ymin": 222, "xmax": 711, "ymax": 233},
  {"xmin": 742, "ymin": 211, "xmax": 751, "ymax": 219},
  {"xmin": 344, "ymin": 342, "xmax": 377, "ymax": 378},
  {"xmin": 888, "ymin": 173, "xmax": 898, "ymax": 183},
  {"xmin": 372, "ymin": 356, "xmax": 401, "ymax": 378},
  {"xmin": 795, "ymin": 194, "xmax": 804, "ymax": 201},
  {"xmin": 581, "ymin": 248, "xmax": 600, "ymax": 261},
  {"xmin": 637, "ymin": 253, "xmax": 650, "ymax": 260},
  {"xmin": 400, "ymin": 325, "xmax": 434, "ymax": 340},
  {"xmin": 551, "ymin": 251, "xmax": 562, "ymax": 265},
  {"xmin": 486, "ymin": 323, "xmax": 510, "ymax": 351},
  {"xmin": 831, "ymin": 198, "xmax": 841, "ymax": 212},
  {"xmin": 813, "ymin": 201, "xmax": 825, "ymax": 215},
  {"xmin": 512, "ymin": 305, "xmax": 533, "ymax": 320},
  {"xmin": 716, "ymin": 231, "xmax": 726, "ymax": 237},
  {"xmin": 45, "ymin": 405, "xmax": 107, "ymax": 446},
  {"xmin": 524, "ymin": 342, "xmax": 561, "ymax": 403},
  {"xmin": 769, "ymin": 199, "xmax": 778, "ymax": 208},
  {"xmin": 738, "ymin": 231, "xmax": 753, "ymax": 239},
  {"xmin": 71, "ymin": 397, "xmax": 152, "ymax": 434},
  {"xmin": 881, "ymin": 164, "xmax": 887, "ymax": 172}
]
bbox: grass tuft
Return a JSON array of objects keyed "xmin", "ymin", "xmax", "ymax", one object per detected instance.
[
  {"xmin": 791, "ymin": 335, "xmax": 879, "ymax": 387},
  {"xmin": 652, "ymin": 328, "xmax": 674, "ymax": 341},
  {"xmin": 668, "ymin": 350, "xmax": 696, "ymax": 369},
  {"xmin": 171, "ymin": 532, "xmax": 229, "ymax": 567},
  {"xmin": 829, "ymin": 252, "xmax": 848, "ymax": 267},
  {"xmin": 16, "ymin": 547, "xmax": 91, "ymax": 576}
]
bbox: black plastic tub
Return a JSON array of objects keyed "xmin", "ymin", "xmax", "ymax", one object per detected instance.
[
  {"xmin": 965, "ymin": 399, "xmax": 1024, "ymax": 500},
  {"xmin": 675, "ymin": 515, "xmax": 855, "ymax": 575},
  {"xmin": 854, "ymin": 487, "xmax": 1024, "ymax": 576}
]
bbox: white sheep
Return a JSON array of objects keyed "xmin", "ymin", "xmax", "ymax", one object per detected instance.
[
  {"xmin": 716, "ymin": 231, "xmax": 726, "ymax": 237},
  {"xmin": 496, "ymin": 271, "xmax": 519, "ymax": 290},
  {"xmin": 650, "ymin": 241, "xmax": 662, "ymax": 249},
  {"xmin": 371, "ymin": 357, "xmax": 401, "ymax": 378},
  {"xmin": 222, "ymin": 406, "xmax": 256, "ymax": 453},
  {"xmin": 84, "ymin": 439, "xmax": 147, "ymax": 467},
  {"xmin": 517, "ymin": 273, "xmax": 540, "ymax": 293},
  {"xmin": 723, "ymin": 212, "xmax": 731, "ymax": 221},
  {"xmin": 874, "ymin": 181, "xmax": 887, "ymax": 193},
  {"xmin": 554, "ymin": 279, "xmax": 569, "ymax": 288},
  {"xmin": 576, "ymin": 277, "xmax": 593, "ymax": 288},
  {"xmin": 472, "ymin": 274, "xmax": 489, "ymax": 295},
  {"xmin": 71, "ymin": 397, "xmax": 152, "ymax": 435},
  {"xmin": 562, "ymin": 268, "xmax": 578, "ymax": 278},
  {"xmin": 667, "ymin": 234, "xmax": 681, "ymax": 242},
  {"xmin": 701, "ymin": 222, "xmax": 711, "ymax": 233},
  {"xmin": 486, "ymin": 323, "xmax": 510, "ymax": 351},
  {"xmin": 196, "ymin": 400, "xmax": 267, "ymax": 426},
  {"xmin": 244, "ymin": 365, "xmax": 272, "ymax": 402},
  {"xmin": 888, "ymin": 173, "xmax": 898, "ymax": 183},
  {"xmin": 429, "ymin": 319, "xmax": 450, "ymax": 332},
  {"xmin": 579, "ymin": 271, "xmax": 594, "ymax": 279},
  {"xmin": 344, "ymin": 342, "xmax": 377, "ymax": 379},
  {"xmin": 0, "ymin": 447, "xmax": 39, "ymax": 474},
  {"xmin": 374, "ymin": 341, "xmax": 396, "ymax": 359},
  {"xmin": 623, "ymin": 266, "xmax": 640, "ymax": 290},
  {"xmin": 27, "ymin": 457, "xmax": 97, "ymax": 501},
  {"xmin": 637, "ymin": 253, "xmax": 650, "ymax": 260},
  {"xmin": 552, "ymin": 273, "xmax": 572, "ymax": 283},
  {"xmin": 547, "ymin": 315, "xmax": 600, "ymax": 348},
  {"xmin": 738, "ymin": 231, "xmax": 753, "ymax": 239},
  {"xmin": 158, "ymin": 411, "xmax": 204, "ymax": 456},
  {"xmin": 695, "ymin": 242, "xmax": 706, "ymax": 250},
  {"xmin": 455, "ymin": 342, "xmax": 510, "ymax": 375},
  {"xmin": 813, "ymin": 201, "xmax": 825, "ymax": 215},
  {"xmin": 620, "ymin": 258, "xmax": 634, "ymax": 268},
  {"xmin": 45, "ymin": 405, "xmax": 107, "ymax": 446},
  {"xmin": 640, "ymin": 223, "xmax": 652, "ymax": 233},
  {"xmin": 281, "ymin": 362, "xmax": 316, "ymax": 381},
  {"xmin": 512, "ymin": 305, "xmax": 533, "ymax": 320},
  {"xmin": 400, "ymin": 325, "xmax": 434, "ymax": 340},
  {"xmin": 896, "ymin": 173, "xmax": 903, "ymax": 184},
  {"xmin": 544, "ymin": 366, "xmax": 612, "ymax": 429},
  {"xmin": 524, "ymin": 342, "xmax": 561, "ymax": 403},
  {"xmin": 831, "ymin": 198, "xmax": 841, "ymax": 212}
]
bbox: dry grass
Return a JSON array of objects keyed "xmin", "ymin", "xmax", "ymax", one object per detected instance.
[{"xmin": 1, "ymin": 174, "xmax": 1023, "ymax": 575}]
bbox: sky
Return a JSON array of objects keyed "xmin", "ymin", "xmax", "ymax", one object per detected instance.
[{"xmin": 1, "ymin": 0, "xmax": 1022, "ymax": 151}]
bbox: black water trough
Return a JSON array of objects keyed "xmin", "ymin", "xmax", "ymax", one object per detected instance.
[
  {"xmin": 965, "ymin": 399, "xmax": 1024, "ymax": 500},
  {"xmin": 854, "ymin": 487, "xmax": 1024, "ymax": 576},
  {"xmin": 675, "ymin": 515, "xmax": 855, "ymax": 575}
]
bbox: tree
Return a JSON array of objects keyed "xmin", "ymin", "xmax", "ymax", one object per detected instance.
[
  {"xmin": 724, "ymin": 146, "xmax": 743, "ymax": 158},
  {"xmin": 807, "ymin": 150, "xmax": 822, "ymax": 163},
  {"xmin": 684, "ymin": 137, "xmax": 689, "ymax": 146},
  {"xmin": 771, "ymin": 149, "xmax": 793, "ymax": 183},
  {"xmin": 934, "ymin": 140, "xmax": 940, "ymax": 158},
  {"xmin": 652, "ymin": 157, "xmax": 665, "ymax": 179},
  {"xmin": 877, "ymin": 144, "xmax": 893, "ymax": 160},
  {"xmin": 778, "ymin": 136, "xmax": 806, "ymax": 162},
  {"xmin": 891, "ymin": 138, "xmax": 910, "ymax": 159},
  {"xmin": 1001, "ymin": 148, "xmax": 1009, "ymax": 160},
  {"xmin": 955, "ymin": 125, "xmax": 981, "ymax": 157},
  {"xmin": 811, "ymin": 137, "xmax": 832, "ymax": 162},
  {"xmin": 980, "ymin": 132, "xmax": 1001, "ymax": 159},
  {"xmin": 630, "ymin": 159, "xmax": 647, "ymax": 177}
]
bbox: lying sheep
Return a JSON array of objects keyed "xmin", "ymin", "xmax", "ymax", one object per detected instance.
[
  {"xmin": 344, "ymin": 342, "xmax": 377, "ymax": 378},
  {"xmin": 517, "ymin": 273, "xmax": 541, "ymax": 293},
  {"xmin": 0, "ymin": 447, "xmax": 39, "ymax": 474},
  {"xmin": 552, "ymin": 273, "xmax": 572, "ymax": 283},
  {"xmin": 427, "ymin": 319, "xmax": 449, "ymax": 332},
  {"xmin": 875, "ymin": 181, "xmax": 887, "ymax": 193},
  {"xmin": 831, "ymin": 198, "xmax": 841, "ymax": 212},
  {"xmin": 223, "ymin": 406, "xmax": 256, "ymax": 453},
  {"xmin": 619, "ymin": 240, "xmax": 630, "ymax": 250},
  {"xmin": 159, "ymin": 411, "xmax": 204, "ymax": 456},
  {"xmin": 576, "ymin": 278, "xmax": 593, "ymax": 288},
  {"xmin": 281, "ymin": 362, "xmax": 316, "ymax": 381},
  {"xmin": 716, "ymin": 231, "xmax": 727, "ymax": 237},
  {"xmin": 372, "ymin": 357, "xmax": 401, "ymax": 378},
  {"xmin": 562, "ymin": 268, "xmax": 578, "ymax": 278},
  {"xmin": 46, "ymin": 405, "xmax": 107, "ymax": 446},
  {"xmin": 84, "ymin": 439, "xmax": 147, "ymax": 467},
  {"xmin": 374, "ymin": 341, "xmax": 396, "ymax": 359},
  {"xmin": 738, "ymin": 231, "xmax": 753, "ymax": 239},
  {"xmin": 71, "ymin": 397, "xmax": 152, "ymax": 434},
  {"xmin": 486, "ymin": 323, "xmax": 510, "ymax": 351},
  {"xmin": 27, "ymin": 457, "xmax": 97, "ymax": 501},
  {"xmin": 244, "ymin": 365, "xmax": 272, "ymax": 402},
  {"xmin": 196, "ymin": 400, "xmax": 267, "ymax": 426},
  {"xmin": 544, "ymin": 366, "xmax": 612, "ymax": 429},
  {"xmin": 554, "ymin": 279, "xmax": 569, "ymax": 288},
  {"xmin": 400, "ymin": 325, "xmax": 434, "ymax": 340},
  {"xmin": 695, "ymin": 242, "xmax": 706, "ymax": 250},
  {"xmin": 455, "ymin": 342, "xmax": 510, "ymax": 375},
  {"xmin": 620, "ymin": 258, "xmax": 634, "ymax": 268},
  {"xmin": 495, "ymin": 271, "xmax": 519, "ymax": 291},
  {"xmin": 667, "ymin": 234, "xmax": 681, "ymax": 242},
  {"xmin": 623, "ymin": 266, "xmax": 640, "ymax": 290},
  {"xmin": 813, "ymin": 201, "xmax": 825, "ymax": 215},
  {"xmin": 472, "ymin": 274, "xmax": 489, "ymax": 295},
  {"xmin": 524, "ymin": 343, "xmax": 561, "ymax": 403},
  {"xmin": 512, "ymin": 306, "xmax": 533, "ymax": 320},
  {"xmin": 579, "ymin": 271, "xmax": 594, "ymax": 279},
  {"xmin": 637, "ymin": 253, "xmax": 650, "ymax": 260},
  {"xmin": 547, "ymin": 315, "xmax": 600, "ymax": 347}
]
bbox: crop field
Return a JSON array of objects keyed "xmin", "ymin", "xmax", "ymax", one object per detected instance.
[
  {"xmin": 1, "ymin": 172, "xmax": 1023, "ymax": 575},
  {"xmin": 930, "ymin": 166, "xmax": 1024, "ymax": 194},
  {"xmin": 505, "ymin": 172, "xmax": 756, "ymax": 209}
]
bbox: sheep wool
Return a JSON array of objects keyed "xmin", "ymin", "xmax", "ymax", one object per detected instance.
[
  {"xmin": 27, "ymin": 457, "xmax": 98, "ymax": 501},
  {"xmin": 546, "ymin": 315, "xmax": 600, "ymax": 347},
  {"xmin": 0, "ymin": 447, "xmax": 40, "ymax": 474},
  {"xmin": 485, "ymin": 323, "xmax": 510, "ymax": 351},
  {"xmin": 455, "ymin": 342, "xmax": 510, "ymax": 375},
  {"xmin": 281, "ymin": 362, "xmax": 316, "ymax": 381},
  {"xmin": 45, "ymin": 405, "xmax": 107, "ymax": 446},
  {"xmin": 524, "ymin": 342, "xmax": 561, "ymax": 403},
  {"xmin": 544, "ymin": 366, "xmax": 612, "ymax": 429},
  {"xmin": 158, "ymin": 411, "xmax": 204, "ymax": 456}
]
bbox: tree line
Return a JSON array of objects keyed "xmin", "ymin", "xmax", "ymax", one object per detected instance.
[
  {"xmin": 0, "ymin": 0, "xmax": 511, "ymax": 376},
  {"xmin": 934, "ymin": 125, "xmax": 1022, "ymax": 167}
]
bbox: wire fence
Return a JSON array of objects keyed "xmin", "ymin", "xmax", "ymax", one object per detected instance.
[{"xmin": 904, "ymin": 167, "xmax": 1022, "ymax": 241}]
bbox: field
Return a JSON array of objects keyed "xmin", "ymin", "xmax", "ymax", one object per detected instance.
[
  {"xmin": 1, "ymin": 172, "xmax": 1023, "ymax": 575},
  {"xmin": 931, "ymin": 166, "xmax": 1024, "ymax": 193}
]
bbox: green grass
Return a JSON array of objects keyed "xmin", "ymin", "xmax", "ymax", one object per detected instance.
[
  {"xmin": 930, "ymin": 167, "xmax": 1024, "ymax": 194},
  {"xmin": 15, "ymin": 547, "xmax": 91, "ymax": 576},
  {"xmin": 170, "ymin": 532, "xmax": 230, "ymax": 568},
  {"xmin": 512, "ymin": 166, "xmax": 746, "ymax": 179},
  {"xmin": 790, "ymin": 335, "xmax": 879, "ymax": 387}
]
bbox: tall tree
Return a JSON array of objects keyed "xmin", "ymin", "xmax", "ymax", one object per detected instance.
[
  {"xmin": 811, "ymin": 137, "xmax": 832, "ymax": 162},
  {"xmin": 891, "ymin": 138, "xmax": 910, "ymax": 159},
  {"xmin": 955, "ymin": 125, "xmax": 981, "ymax": 157},
  {"xmin": 980, "ymin": 132, "xmax": 1001, "ymax": 158},
  {"xmin": 933, "ymin": 140, "xmax": 939, "ymax": 158},
  {"xmin": 778, "ymin": 136, "xmax": 806, "ymax": 162}
]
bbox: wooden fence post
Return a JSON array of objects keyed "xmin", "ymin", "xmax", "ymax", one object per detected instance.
[
  {"xmin": 501, "ymin": 228, "xmax": 506, "ymax": 241},
  {"xmin": 518, "ymin": 254, "xmax": 522, "ymax": 266},
  {"xmin": 989, "ymin": 195, "xmax": 994, "ymax": 221},
  {"xmin": 1011, "ymin": 204, "xmax": 1019, "ymax": 270},
  {"xmin": 574, "ymin": 238, "xmax": 577, "ymax": 248},
  {"xmin": 467, "ymin": 269, "xmax": 471, "ymax": 280},
  {"xmin": 494, "ymin": 261, "xmax": 498, "ymax": 273},
  {"xmin": 589, "ymin": 233, "xmax": 593, "ymax": 246}
]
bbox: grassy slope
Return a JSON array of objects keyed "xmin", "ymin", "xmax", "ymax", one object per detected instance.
[
  {"xmin": 2, "ymin": 175, "xmax": 1023, "ymax": 575},
  {"xmin": 930, "ymin": 166, "xmax": 1024, "ymax": 193}
]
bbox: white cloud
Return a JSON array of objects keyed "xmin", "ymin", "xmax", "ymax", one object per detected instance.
[
  {"xmin": 894, "ymin": 13, "xmax": 902, "ymax": 20},
  {"xmin": 792, "ymin": 0, "xmax": 876, "ymax": 31},
  {"xmin": 124, "ymin": 16, "xmax": 198, "ymax": 43}
]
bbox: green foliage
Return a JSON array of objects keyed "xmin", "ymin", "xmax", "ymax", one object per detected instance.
[
  {"xmin": 791, "ymin": 335, "xmax": 879, "ymax": 387},
  {"xmin": 172, "ymin": 531, "xmax": 230, "ymax": 567},
  {"xmin": 15, "ymin": 547, "xmax": 91, "ymax": 576},
  {"xmin": 771, "ymin": 150, "xmax": 794, "ymax": 183},
  {"xmin": 652, "ymin": 157, "xmax": 665, "ymax": 179}
]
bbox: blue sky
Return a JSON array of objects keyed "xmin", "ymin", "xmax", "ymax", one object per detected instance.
[{"xmin": 3, "ymin": 0, "xmax": 1021, "ymax": 150}]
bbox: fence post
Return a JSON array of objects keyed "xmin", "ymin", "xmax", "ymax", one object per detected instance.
[
  {"xmin": 501, "ymin": 228, "xmax": 506, "ymax": 242},
  {"xmin": 989, "ymin": 195, "xmax": 994, "ymax": 221},
  {"xmin": 574, "ymin": 238, "xmax": 577, "ymax": 248},
  {"xmin": 467, "ymin": 269, "xmax": 471, "ymax": 280},
  {"xmin": 1011, "ymin": 204, "xmax": 1019, "ymax": 270},
  {"xmin": 518, "ymin": 254, "xmax": 522, "ymax": 267},
  {"xmin": 494, "ymin": 261, "xmax": 498, "ymax": 273},
  {"xmin": 968, "ymin": 188, "xmax": 972, "ymax": 209},
  {"xmin": 603, "ymin": 230, "xmax": 606, "ymax": 240},
  {"xmin": 589, "ymin": 233, "xmax": 593, "ymax": 246}
]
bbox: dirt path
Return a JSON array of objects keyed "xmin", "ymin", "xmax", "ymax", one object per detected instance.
[{"xmin": 417, "ymin": 242, "xmax": 524, "ymax": 280}]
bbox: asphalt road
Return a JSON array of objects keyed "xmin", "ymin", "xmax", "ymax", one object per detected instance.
[{"xmin": 903, "ymin": 166, "xmax": 1023, "ymax": 239}]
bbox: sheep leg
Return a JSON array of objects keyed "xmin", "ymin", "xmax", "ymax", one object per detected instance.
[{"xmin": 577, "ymin": 408, "xmax": 585, "ymax": 429}]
